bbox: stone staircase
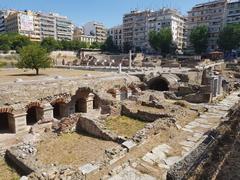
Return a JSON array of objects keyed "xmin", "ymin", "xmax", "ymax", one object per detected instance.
[
  {"xmin": 141, "ymin": 91, "xmax": 240, "ymax": 179},
  {"xmin": 108, "ymin": 91, "xmax": 240, "ymax": 180}
]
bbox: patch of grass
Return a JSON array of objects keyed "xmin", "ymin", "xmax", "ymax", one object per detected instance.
[
  {"xmin": 36, "ymin": 133, "xmax": 116, "ymax": 166},
  {"xmin": 105, "ymin": 116, "xmax": 146, "ymax": 138},
  {"xmin": 0, "ymin": 158, "xmax": 19, "ymax": 180}
]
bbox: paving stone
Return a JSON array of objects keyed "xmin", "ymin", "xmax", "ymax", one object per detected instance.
[
  {"xmin": 79, "ymin": 163, "xmax": 99, "ymax": 175},
  {"xmin": 158, "ymin": 163, "xmax": 170, "ymax": 169},
  {"xmin": 188, "ymin": 121, "xmax": 200, "ymax": 127},
  {"xmin": 163, "ymin": 156, "xmax": 181, "ymax": 166},
  {"xmin": 179, "ymin": 141, "xmax": 195, "ymax": 147},
  {"xmin": 108, "ymin": 166, "xmax": 156, "ymax": 180},
  {"xmin": 198, "ymin": 124, "xmax": 212, "ymax": 129},
  {"xmin": 187, "ymin": 136, "xmax": 201, "ymax": 142},
  {"xmin": 122, "ymin": 140, "xmax": 136, "ymax": 151},
  {"xmin": 184, "ymin": 125, "xmax": 195, "ymax": 129},
  {"xmin": 152, "ymin": 144, "xmax": 172, "ymax": 154},
  {"xmin": 182, "ymin": 128, "xmax": 194, "ymax": 133}
]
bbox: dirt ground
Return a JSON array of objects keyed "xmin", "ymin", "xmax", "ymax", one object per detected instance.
[
  {"xmin": 0, "ymin": 68, "xmax": 110, "ymax": 83},
  {"xmin": 105, "ymin": 116, "xmax": 147, "ymax": 138},
  {"xmin": 36, "ymin": 132, "xmax": 117, "ymax": 167},
  {"xmin": 0, "ymin": 158, "xmax": 19, "ymax": 180}
]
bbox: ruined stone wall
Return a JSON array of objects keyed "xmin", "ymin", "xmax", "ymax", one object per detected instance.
[
  {"xmin": 167, "ymin": 102, "xmax": 240, "ymax": 180},
  {"xmin": 0, "ymin": 75, "xmax": 140, "ymax": 113}
]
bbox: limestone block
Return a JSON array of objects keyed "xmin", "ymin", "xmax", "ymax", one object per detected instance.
[{"xmin": 79, "ymin": 163, "xmax": 99, "ymax": 175}]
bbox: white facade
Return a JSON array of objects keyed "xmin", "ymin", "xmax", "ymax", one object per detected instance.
[
  {"xmin": 225, "ymin": 0, "xmax": 240, "ymax": 24},
  {"xmin": 123, "ymin": 8, "xmax": 186, "ymax": 52},
  {"xmin": 108, "ymin": 25, "xmax": 123, "ymax": 49},
  {"xmin": 149, "ymin": 9, "xmax": 185, "ymax": 50},
  {"xmin": 83, "ymin": 21, "xmax": 107, "ymax": 43}
]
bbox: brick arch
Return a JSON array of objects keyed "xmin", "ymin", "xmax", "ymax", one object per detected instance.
[
  {"xmin": 25, "ymin": 102, "xmax": 44, "ymax": 110},
  {"xmin": 0, "ymin": 107, "xmax": 14, "ymax": 114},
  {"xmin": 50, "ymin": 98, "xmax": 67, "ymax": 106}
]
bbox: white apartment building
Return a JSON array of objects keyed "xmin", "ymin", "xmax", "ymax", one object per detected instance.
[
  {"xmin": 108, "ymin": 25, "xmax": 123, "ymax": 49},
  {"xmin": 123, "ymin": 10, "xmax": 152, "ymax": 52},
  {"xmin": 83, "ymin": 21, "xmax": 107, "ymax": 43},
  {"xmin": 5, "ymin": 10, "xmax": 41, "ymax": 41},
  {"xmin": 148, "ymin": 8, "xmax": 185, "ymax": 50},
  {"xmin": 187, "ymin": 0, "xmax": 228, "ymax": 52},
  {"xmin": 225, "ymin": 0, "xmax": 240, "ymax": 24}
]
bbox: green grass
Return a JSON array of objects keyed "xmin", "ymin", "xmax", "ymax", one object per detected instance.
[
  {"xmin": 0, "ymin": 158, "xmax": 19, "ymax": 180},
  {"xmin": 105, "ymin": 116, "xmax": 146, "ymax": 138}
]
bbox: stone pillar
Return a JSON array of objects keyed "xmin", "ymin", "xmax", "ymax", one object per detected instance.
[
  {"xmin": 218, "ymin": 76, "xmax": 223, "ymax": 95},
  {"xmin": 118, "ymin": 63, "xmax": 122, "ymax": 74},
  {"xmin": 14, "ymin": 113, "xmax": 27, "ymax": 134},
  {"xmin": 212, "ymin": 77, "xmax": 218, "ymax": 97},
  {"xmin": 127, "ymin": 88, "xmax": 132, "ymax": 98},
  {"xmin": 129, "ymin": 50, "xmax": 132, "ymax": 69},
  {"xmin": 86, "ymin": 93, "xmax": 94, "ymax": 113},
  {"xmin": 115, "ymin": 89, "xmax": 121, "ymax": 101},
  {"xmin": 43, "ymin": 104, "xmax": 54, "ymax": 120}
]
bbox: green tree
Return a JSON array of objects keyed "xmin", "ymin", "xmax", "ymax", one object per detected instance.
[
  {"xmin": 17, "ymin": 44, "xmax": 52, "ymax": 75},
  {"xmin": 123, "ymin": 41, "xmax": 133, "ymax": 53},
  {"xmin": 11, "ymin": 34, "xmax": 31, "ymax": 52},
  {"xmin": 101, "ymin": 36, "xmax": 119, "ymax": 52},
  {"xmin": 148, "ymin": 28, "xmax": 173, "ymax": 56},
  {"xmin": 89, "ymin": 42, "xmax": 102, "ymax": 49},
  {"xmin": 41, "ymin": 37, "xmax": 61, "ymax": 52},
  {"xmin": 0, "ymin": 34, "xmax": 11, "ymax": 53},
  {"xmin": 218, "ymin": 24, "xmax": 240, "ymax": 52},
  {"xmin": 190, "ymin": 25, "xmax": 208, "ymax": 54}
]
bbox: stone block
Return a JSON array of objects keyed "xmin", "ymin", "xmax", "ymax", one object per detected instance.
[
  {"xmin": 122, "ymin": 140, "xmax": 136, "ymax": 151},
  {"xmin": 79, "ymin": 163, "xmax": 99, "ymax": 175}
]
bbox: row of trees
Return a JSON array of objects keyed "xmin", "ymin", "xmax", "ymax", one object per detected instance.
[
  {"xmin": 0, "ymin": 33, "xmax": 103, "ymax": 53},
  {"xmin": 190, "ymin": 24, "xmax": 240, "ymax": 54}
]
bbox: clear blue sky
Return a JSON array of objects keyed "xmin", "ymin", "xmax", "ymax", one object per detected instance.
[{"xmin": 1, "ymin": 0, "xmax": 207, "ymax": 28}]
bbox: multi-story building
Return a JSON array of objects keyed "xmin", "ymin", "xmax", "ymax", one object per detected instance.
[
  {"xmin": 108, "ymin": 25, "xmax": 123, "ymax": 49},
  {"xmin": 187, "ymin": 0, "xmax": 228, "ymax": 52},
  {"xmin": 5, "ymin": 10, "xmax": 41, "ymax": 41},
  {"xmin": 1, "ymin": 9, "xmax": 73, "ymax": 41},
  {"xmin": 83, "ymin": 21, "xmax": 107, "ymax": 43},
  {"xmin": 123, "ymin": 8, "xmax": 186, "ymax": 52},
  {"xmin": 0, "ymin": 10, "xmax": 17, "ymax": 33},
  {"xmin": 73, "ymin": 26, "xmax": 96, "ymax": 44},
  {"xmin": 148, "ymin": 8, "xmax": 185, "ymax": 50},
  {"xmin": 123, "ymin": 10, "xmax": 152, "ymax": 51},
  {"xmin": 55, "ymin": 14, "xmax": 73, "ymax": 40},
  {"xmin": 38, "ymin": 13, "xmax": 56, "ymax": 40},
  {"xmin": 225, "ymin": 0, "xmax": 240, "ymax": 24}
]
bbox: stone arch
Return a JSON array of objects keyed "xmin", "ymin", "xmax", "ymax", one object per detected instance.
[
  {"xmin": 148, "ymin": 77, "xmax": 170, "ymax": 91},
  {"xmin": 51, "ymin": 98, "xmax": 67, "ymax": 119},
  {"xmin": 0, "ymin": 107, "xmax": 15, "ymax": 133},
  {"xmin": 107, "ymin": 88, "xmax": 120, "ymax": 100},
  {"xmin": 74, "ymin": 88, "xmax": 100, "ymax": 113},
  {"xmin": 26, "ymin": 102, "xmax": 44, "ymax": 125},
  {"xmin": 147, "ymin": 74, "xmax": 180, "ymax": 92}
]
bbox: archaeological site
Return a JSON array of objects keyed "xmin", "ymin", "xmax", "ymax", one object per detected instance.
[{"xmin": 1, "ymin": 51, "xmax": 240, "ymax": 180}]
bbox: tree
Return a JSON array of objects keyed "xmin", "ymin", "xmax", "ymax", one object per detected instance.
[
  {"xmin": 101, "ymin": 36, "xmax": 119, "ymax": 52},
  {"xmin": 190, "ymin": 25, "xmax": 208, "ymax": 54},
  {"xmin": 17, "ymin": 44, "xmax": 52, "ymax": 75},
  {"xmin": 41, "ymin": 37, "xmax": 61, "ymax": 52},
  {"xmin": 90, "ymin": 42, "xmax": 102, "ymax": 49},
  {"xmin": 0, "ymin": 34, "xmax": 11, "ymax": 53},
  {"xmin": 218, "ymin": 24, "xmax": 240, "ymax": 52},
  {"xmin": 148, "ymin": 28, "xmax": 173, "ymax": 56},
  {"xmin": 11, "ymin": 34, "xmax": 31, "ymax": 52},
  {"xmin": 123, "ymin": 41, "xmax": 133, "ymax": 53}
]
